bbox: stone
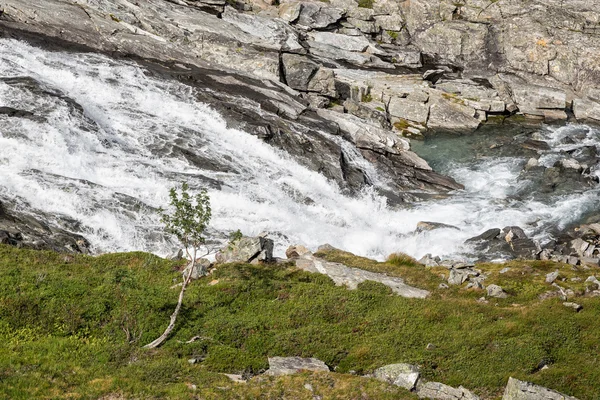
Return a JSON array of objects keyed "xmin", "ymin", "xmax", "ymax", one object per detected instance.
[
  {"xmin": 295, "ymin": 2, "xmax": 344, "ymax": 29},
  {"xmin": 500, "ymin": 267, "xmax": 511, "ymax": 274},
  {"xmin": 215, "ymin": 235, "xmax": 274, "ymax": 264},
  {"xmin": 286, "ymin": 244, "xmax": 311, "ymax": 259},
  {"xmin": 502, "ymin": 377, "xmax": 579, "ymax": 400},
  {"xmin": 372, "ymin": 363, "xmax": 420, "ymax": 391},
  {"xmin": 374, "ymin": 14, "xmax": 404, "ymax": 31},
  {"xmin": 183, "ymin": 258, "xmax": 212, "ymax": 280},
  {"xmin": 413, "ymin": 21, "xmax": 489, "ymax": 69},
  {"xmin": 265, "ymin": 357, "xmax": 329, "ymax": 376},
  {"xmin": 416, "ymin": 381, "xmax": 480, "ymax": 400},
  {"xmin": 511, "ymin": 85, "xmax": 567, "ymax": 116},
  {"xmin": 448, "ymin": 269, "xmax": 469, "ymax": 286},
  {"xmin": 282, "ymin": 53, "xmax": 319, "ymax": 91},
  {"xmin": 278, "ymin": 2, "xmax": 301, "ymax": 22},
  {"xmin": 347, "ymin": 18, "xmax": 377, "ymax": 34},
  {"xmin": 419, "ymin": 254, "xmax": 441, "ymax": 267},
  {"xmin": 563, "ymin": 302, "xmax": 583, "ymax": 312},
  {"xmin": 427, "ymin": 92, "xmax": 480, "ymax": 132},
  {"xmin": 573, "ymin": 98, "xmax": 600, "ymax": 122},
  {"xmin": 545, "ymin": 270, "xmax": 559, "ymax": 283},
  {"xmin": 487, "ymin": 284, "xmax": 508, "ymax": 298},
  {"xmin": 295, "ymin": 253, "xmax": 430, "ymax": 298},
  {"xmin": 466, "ymin": 229, "xmax": 501, "ymax": 243},
  {"xmin": 423, "ymin": 69, "xmax": 445, "ymax": 84},
  {"xmin": 388, "ymin": 97, "xmax": 430, "ymax": 124},
  {"xmin": 416, "ymin": 221, "xmax": 459, "ymax": 233},
  {"xmin": 308, "ymin": 32, "xmax": 370, "ymax": 52}
]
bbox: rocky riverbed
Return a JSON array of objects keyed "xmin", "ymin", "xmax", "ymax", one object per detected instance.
[{"xmin": 0, "ymin": 0, "xmax": 599, "ymax": 263}]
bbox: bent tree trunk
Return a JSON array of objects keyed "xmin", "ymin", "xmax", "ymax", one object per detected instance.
[{"xmin": 144, "ymin": 257, "xmax": 196, "ymax": 349}]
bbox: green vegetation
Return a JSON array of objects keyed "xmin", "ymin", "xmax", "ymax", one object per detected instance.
[
  {"xmin": 361, "ymin": 92, "xmax": 373, "ymax": 103},
  {"xmin": 1, "ymin": 245, "xmax": 599, "ymax": 399},
  {"xmin": 386, "ymin": 30, "xmax": 399, "ymax": 40},
  {"xmin": 144, "ymin": 183, "xmax": 212, "ymax": 349},
  {"xmin": 357, "ymin": 0, "xmax": 374, "ymax": 8}
]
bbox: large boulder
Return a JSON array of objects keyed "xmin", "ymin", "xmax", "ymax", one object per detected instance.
[
  {"xmin": 502, "ymin": 377, "xmax": 579, "ymax": 400},
  {"xmin": 215, "ymin": 235, "xmax": 274, "ymax": 264}
]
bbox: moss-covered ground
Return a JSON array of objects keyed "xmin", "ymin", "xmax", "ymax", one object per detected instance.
[{"xmin": 1, "ymin": 245, "xmax": 599, "ymax": 399}]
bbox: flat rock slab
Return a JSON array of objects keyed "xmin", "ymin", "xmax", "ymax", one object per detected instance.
[
  {"xmin": 502, "ymin": 377, "xmax": 579, "ymax": 400},
  {"xmin": 296, "ymin": 254, "xmax": 430, "ymax": 298},
  {"xmin": 265, "ymin": 357, "xmax": 329, "ymax": 376},
  {"xmin": 416, "ymin": 381, "xmax": 480, "ymax": 400}
]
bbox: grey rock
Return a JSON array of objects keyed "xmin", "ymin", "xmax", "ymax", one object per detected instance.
[
  {"xmin": 427, "ymin": 92, "xmax": 480, "ymax": 132},
  {"xmin": 545, "ymin": 270, "xmax": 559, "ymax": 284},
  {"xmin": 487, "ymin": 284, "xmax": 508, "ymax": 298},
  {"xmin": 215, "ymin": 235, "xmax": 274, "ymax": 264},
  {"xmin": 295, "ymin": 254, "xmax": 430, "ymax": 298},
  {"xmin": 309, "ymin": 32, "xmax": 370, "ymax": 53},
  {"xmin": 573, "ymin": 98, "xmax": 600, "ymax": 122},
  {"xmin": 563, "ymin": 302, "xmax": 583, "ymax": 312},
  {"xmin": 511, "ymin": 85, "xmax": 567, "ymax": 116},
  {"xmin": 286, "ymin": 244, "xmax": 311, "ymax": 259},
  {"xmin": 375, "ymin": 14, "xmax": 404, "ymax": 31},
  {"xmin": 388, "ymin": 97, "xmax": 430, "ymax": 124},
  {"xmin": 184, "ymin": 258, "xmax": 212, "ymax": 279},
  {"xmin": 282, "ymin": 53, "xmax": 319, "ymax": 91},
  {"xmin": 418, "ymin": 254, "xmax": 441, "ymax": 267},
  {"xmin": 295, "ymin": 2, "xmax": 344, "ymax": 29},
  {"xmin": 265, "ymin": 356, "xmax": 329, "ymax": 376},
  {"xmin": 416, "ymin": 221, "xmax": 459, "ymax": 233},
  {"xmin": 372, "ymin": 363, "xmax": 420, "ymax": 391},
  {"xmin": 502, "ymin": 377, "xmax": 578, "ymax": 400},
  {"xmin": 448, "ymin": 269, "xmax": 469, "ymax": 286},
  {"xmin": 416, "ymin": 381, "xmax": 480, "ymax": 400},
  {"xmin": 423, "ymin": 69, "xmax": 445, "ymax": 84},
  {"xmin": 466, "ymin": 229, "xmax": 501, "ymax": 243}
]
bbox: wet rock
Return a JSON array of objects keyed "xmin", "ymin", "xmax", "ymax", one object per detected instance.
[
  {"xmin": 215, "ymin": 235, "xmax": 274, "ymax": 264},
  {"xmin": 466, "ymin": 229, "xmax": 501, "ymax": 243},
  {"xmin": 265, "ymin": 357, "xmax": 329, "ymax": 376},
  {"xmin": 0, "ymin": 199, "xmax": 90, "ymax": 254},
  {"xmin": 372, "ymin": 363, "xmax": 420, "ymax": 391},
  {"xmin": 416, "ymin": 381, "xmax": 480, "ymax": 400},
  {"xmin": 487, "ymin": 284, "xmax": 508, "ymax": 298},
  {"xmin": 295, "ymin": 253, "xmax": 430, "ymax": 298},
  {"xmin": 502, "ymin": 377, "xmax": 579, "ymax": 400},
  {"xmin": 416, "ymin": 221, "xmax": 459, "ymax": 233},
  {"xmin": 520, "ymin": 139, "xmax": 550, "ymax": 152}
]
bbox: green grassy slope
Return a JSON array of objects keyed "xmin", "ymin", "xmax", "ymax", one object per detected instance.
[{"xmin": 1, "ymin": 245, "xmax": 599, "ymax": 399}]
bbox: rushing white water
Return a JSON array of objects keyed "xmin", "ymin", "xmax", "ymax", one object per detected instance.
[{"xmin": 1, "ymin": 39, "xmax": 599, "ymax": 260}]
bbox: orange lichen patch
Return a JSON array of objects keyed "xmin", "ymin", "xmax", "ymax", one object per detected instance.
[{"xmin": 536, "ymin": 38, "xmax": 548, "ymax": 47}]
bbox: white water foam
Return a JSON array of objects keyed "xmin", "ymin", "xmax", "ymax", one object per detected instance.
[{"xmin": 1, "ymin": 39, "xmax": 599, "ymax": 260}]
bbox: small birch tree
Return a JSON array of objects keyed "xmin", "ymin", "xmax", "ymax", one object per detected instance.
[{"xmin": 144, "ymin": 182, "xmax": 211, "ymax": 349}]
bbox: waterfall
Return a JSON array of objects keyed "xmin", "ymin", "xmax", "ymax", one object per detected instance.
[{"xmin": 1, "ymin": 39, "xmax": 599, "ymax": 260}]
